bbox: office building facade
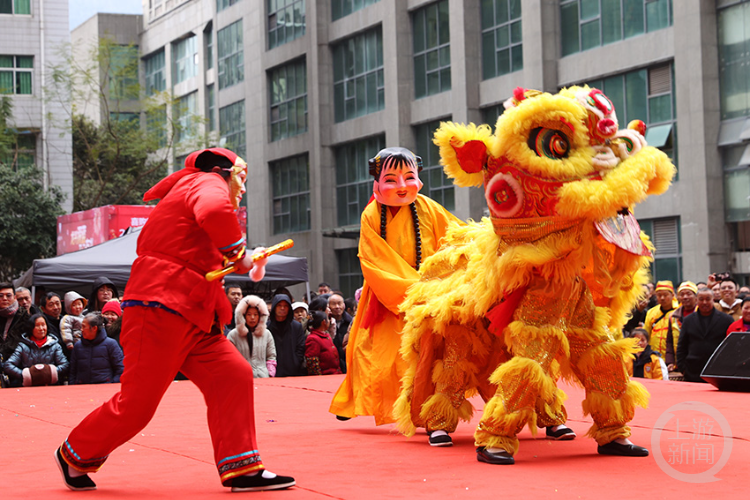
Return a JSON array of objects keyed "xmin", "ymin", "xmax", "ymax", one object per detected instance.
[
  {"xmin": 110, "ymin": 0, "xmax": 750, "ymax": 293},
  {"xmin": 1, "ymin": 0, "xmax": 73, "ymax": 212}
]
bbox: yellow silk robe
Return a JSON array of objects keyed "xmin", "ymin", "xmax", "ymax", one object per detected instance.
[{"xmin": 329, "ymin": 194, "xmax": 461, "ymax": 425}]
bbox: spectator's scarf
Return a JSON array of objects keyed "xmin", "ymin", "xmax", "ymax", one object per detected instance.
[{"xmin": 1, "ymin": 300, "xmax": 20, "ymax": 339}]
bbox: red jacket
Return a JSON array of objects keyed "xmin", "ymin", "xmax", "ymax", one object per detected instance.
[
  {"xmin": 305, "ymin": 330, "xmax": 341, "ymax": 375},
  {"xmin": 726, "ymin": 318, "xmax": 750, "ymax": 336},
  {"xmin": 124, "ymin": 169, "xmax": 243, "ymax": 332}
]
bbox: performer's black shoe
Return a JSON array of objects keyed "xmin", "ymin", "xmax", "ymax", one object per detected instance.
[
  {"xmin": 230, "ymin": 470, "xmax": 296, "ymax": 492},
  {"xmin": 335, "ymin": 415, "xmax": 351, "ymax": 421},
  {"xmin": 597, "ymin": 440, "xmax": 649, "ymax": 457},
  {"xmin": 476, "ymin": 447, "xmax": 515, "ymax": 465},
  {"xmin": 546, "ymin": 425, "xmax": 576, "ymax": 440},
  {"xmin": 428, "ymin": 430, "xmax": 453, "ymax": 447},
  {"xmin": 54, "ymin": 447, "xmax": 97, "ymax": 491}
]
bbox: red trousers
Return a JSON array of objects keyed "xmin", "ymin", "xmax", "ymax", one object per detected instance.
[{"xmin": 61, "ymin": 306, "xmax": 263, "ymax": 484}]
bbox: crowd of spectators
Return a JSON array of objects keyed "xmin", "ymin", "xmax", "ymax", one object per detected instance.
[
  {"xmin": 624, "ymin": 273, "xmax": 750, "ymax": 383},
  {"xmin": 4, "ymin": 272, "xmax": 743, "ymax": 388},
  {"xmin": 1, "ymin": 279, "xmax": 123, "ymax": 388}
]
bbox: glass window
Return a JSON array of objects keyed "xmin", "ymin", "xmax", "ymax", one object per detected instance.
[
  {"xmin": 560, "ymin": 0, "xmax": 672, "ymax": 56},
  {"xmin": 146, "ymin": 105, "xmax": 167, "ymax": 148},
  {"xmin": 639, "ymin": 218, "xmax": 681, "ymax": 284},
  {"xmin": 174, "ymin": 92, "xmax": 198, "ymax": 143},
  {"xmin": 481, "ymin": 0, "xmax": 523, "ymax": 79},
  {"xmin": 173, "ymin": 36, "xmax": 198, "ymax": 85},
  {"xmin": 219, "ymin": 100, "xmax": 246, "ymax": 158},
  {"xmin": 719, "ymin": 1, "xmax": 750, "ymax": 120},
  {"xmin": 108, "ymin": 45, "xmax": 139, "ymax": 100},
  {"xmin": 413, "ymin": 0, "xmax": 451, "ymax": 98},
  {"xmin": 582, "ymin": 63, "xmax": 676, "ymax": 168},
  {"xmin": 335, "ymin": 134, "xmax": 385, "ymax": 226},
  {"xmin": 217, "ymin": 0, "xmax": 240, "ymax": 12},
  {"xmin": 414, "ymin": 119, "xmax": 454, "ymax": 210},
  {"xmin": 724, "ymin": 145, "xmax": 750, "ymax": 222},
  {"xmin": 269, "ymin": 58, "xmax": 308, "ymax": 141},
  {"xmin": 268, "ymin": 0, "xmax": 306, "ymax": 50},
  {"xmin": 336, "ymin": 248, "xmax": 364, "ymax": 299},
  {"xmin": 218, "ymin": 20, "xmax": 244, "ymax": 90},
  {"xmin": 271, "ymin": 154, "xmax": 311, "ymax": 234},
  {"xmin": 481, "ymin": 103, "xmax": 505, "ymax": 128},
  {"xmin": 144, "ymin": 50, "xmax": 166, "ymax": 96},
  {"xmin": 0, "ymin": 0, "xmax": 30, "ymax": 14},
  {"xmin": 207, "ymin": 84, "xmax": 216, "ymax": 132},
  {"xmin": 332, "ymin": 0, "xmax": 380, "ymax": 21},
  {"xmin": 0, "ymin": 133, "xmax": 35, "ymax": 170},
  {"xmin": 205, "ymin": 29, "xmax": 213, "ymax": 70},
  {"xmin": 332, "ymin": 27, "xmax": 384, "ymax": 122},
  {"xmin": 0, "ymin": 55, "xmax": 32, "ymax": 95}
]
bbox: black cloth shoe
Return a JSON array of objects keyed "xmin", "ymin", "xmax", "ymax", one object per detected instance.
[
  {"xmin": 597, "ymin": 441, "xmax": 649, "ymax": 457},
  {"xmin": 428, "ymin": 431, "xmax": 453, "ymax": 447},
  {"xmin": 230, "ymin": 471, "xmax": 296, "ymax": 492},
  {"xmin": 546, "ymin": 425, "xmax": 576, "ymax": 440},
  {"xmin": 476, "ymin": 447, "xmax": 515, "ymax": 465},
  {"xmin": 54, "ymin": 447, "xmax": 97, "ymax": 491},
  {"xmin": 335, "ymin": 415, "xmax": 351, "ymax": 421}
]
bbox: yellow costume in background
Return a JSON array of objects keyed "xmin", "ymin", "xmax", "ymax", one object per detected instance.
[
  {"xmin": 329, "ymin": 193, "xmax": 461, "ymax": 424},
  {"xmin": 644, "ymin": 303, "xmax": 679, "ymax": 360},
  {"xmin": 394, "ymin": 86, "xmax": 676, "ymax": 457}
]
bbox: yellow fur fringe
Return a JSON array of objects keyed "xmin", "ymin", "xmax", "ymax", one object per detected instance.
[
  {"xmin": 583, "ymin": 380, "xmax": 650, "ymax": 445},
  {"xmin": 433, "ymin": 122, "xmax": 492, "ymax": 187}
]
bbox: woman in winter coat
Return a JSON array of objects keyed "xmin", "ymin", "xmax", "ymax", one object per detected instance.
[
  {"xmin": 69, "ymin": 313, "xmax": 124, "ymax": 385},
  {"xmin": 4, "ymin": 313, "xmax": 68, "ymax": 387},
  {"xmin": 305, "ymin": 311, "xmax": 341, "ymax": 375},
  {"xmin": 227, "ymin": 295, "xmax": 277, "ymax": 378}
]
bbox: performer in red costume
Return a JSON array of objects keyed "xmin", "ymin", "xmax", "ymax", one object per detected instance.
[{"xmin": 54, "ymin": 148, "xmax": 295, "ymax": 492}]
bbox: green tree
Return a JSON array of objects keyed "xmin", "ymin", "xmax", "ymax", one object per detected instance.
[
  {"xmin": 46, "ymin": 38, "xmax": 212, "ymax": 211},
  {"xmin": 0, "ymin": 163, "xmax": 65, "ymax": 281}
]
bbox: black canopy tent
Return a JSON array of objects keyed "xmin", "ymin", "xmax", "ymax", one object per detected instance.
[{"xmin": 16, "ymin": 228, "xmax": 309, "ymax": 299}]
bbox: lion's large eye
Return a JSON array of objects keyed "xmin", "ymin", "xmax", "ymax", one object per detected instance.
[{"xmin": 527, "ymin": 128, "xmax": 570, "ymax": 160}]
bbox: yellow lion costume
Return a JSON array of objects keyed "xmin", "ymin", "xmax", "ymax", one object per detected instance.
[{"xmin": 393, "ymin": 86, "xmax": 675, "ymax": 461}]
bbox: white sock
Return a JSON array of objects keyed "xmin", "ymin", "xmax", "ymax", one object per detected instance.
[
  {"xmin": 487, "ymin": 447, "xmax": 508, "ymax": 454},
  {"xmin": 430, "ymin": 430, "xmax": 448, "ymax": 438},
  {"xmin": 242, "ymin": 470, "xmax": 277, "ymax": 479},
  {"xmin": 68, "ymin": 467, "xmax": 86, "ymax": 478},
  {"xmin": 549, "ymin": 424, "xmax": 569, "ymax": 432}
]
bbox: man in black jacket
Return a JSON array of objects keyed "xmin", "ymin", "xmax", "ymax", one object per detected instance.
[
  {"xmin": 267, "ymin": 294, "xmax": 305, "ymax": 377},
  {"xmin": 0, "ymin": 282, "xmax": 29, "ymax": 369},
  {"xmin": 677, "ymin": 288, "xmax": 734, "ymax": 382}
]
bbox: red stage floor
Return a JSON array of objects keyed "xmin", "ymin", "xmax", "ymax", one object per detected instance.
[{"xmin": 1, "ymin": 375, "xmax": 747, "ymax": 499}]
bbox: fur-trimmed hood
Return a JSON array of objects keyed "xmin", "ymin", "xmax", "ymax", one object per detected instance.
[{"xmin": 234, "ymin": 295, "xmax": 270, "ymax": 338}]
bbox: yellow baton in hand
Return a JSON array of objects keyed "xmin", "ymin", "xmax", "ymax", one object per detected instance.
[{"xmin": 205, "ymin": 239, "xmax": 294, "ymax": 282}]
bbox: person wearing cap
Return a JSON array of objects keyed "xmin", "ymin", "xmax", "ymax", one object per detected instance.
[
  {"xmin": 668, "ymin": 281, "xmax": 698, "ymax": 371},
  {"xmin": 100, "ymin": 301, "xmax": 123, "ymax": 347},
  {"xmin": 54, "ymin": 148, "xmax": 294, "ymax": 493},
  {"xmin": 643, "ymin": 280, "xmax": 680, "ymax": 366},
  {"xmin": 676, "ymin": 288, "xmax": 734, "ymax": 383},
  {"xmin": 291, "ymin": 302, "xmax": 309, "ymax": 332},
  {"xmin": 60, "ymin": 291, "xmax": 87, "ymax": 353}
]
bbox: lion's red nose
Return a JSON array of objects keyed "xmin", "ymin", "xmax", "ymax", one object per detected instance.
[{"xmin": 598, "ymin": 118, "xmax": 617, "ymax": 136}]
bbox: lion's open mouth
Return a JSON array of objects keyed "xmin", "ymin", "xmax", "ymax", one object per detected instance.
[{"xmin": 595, "ymin": 209, "xmax": 651, "ymax": 257}]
